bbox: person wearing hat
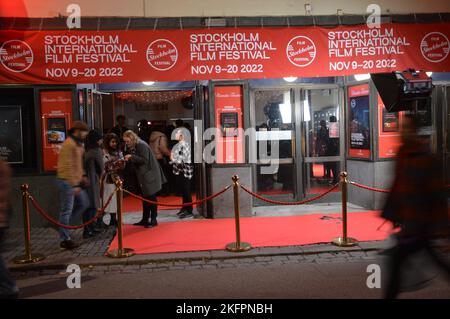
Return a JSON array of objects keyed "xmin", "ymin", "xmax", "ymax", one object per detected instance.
[
  {"xmin": 83, "ymin": 129, "xmax": 104, "ymax": 238},
  {"xmin": 56, "ymin": 121, "xmax": 90, "ymax": 249}
]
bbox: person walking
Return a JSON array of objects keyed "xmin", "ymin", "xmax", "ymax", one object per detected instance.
[
  {"xmin": 0, "ymin": 160, "xmax": 18, "ymax": 299},
  {"xmin": 382, "ymin": 115, "xmax": 450, "ymax": 299},
  {"xmin": 83, "ymin": 129, "xmax": 104, "ymax": 238},
  {"xmin": 123, "ymin": 130, "xmax": 166, "ymax": 228},
  {"xmin": 56, "ymin": 121, "xmax": 90, "ymax": 250},
  {"xmin": 102, "ymin": 133, "xmax": 125, "ymax": 227},
  {"xmin": 171, "ymin": 127, "xmax": 194, "ymax": 219}
]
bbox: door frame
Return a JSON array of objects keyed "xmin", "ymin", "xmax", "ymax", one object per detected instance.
[{"xmin": 249, "ymin": 83, "xmax": 344, "ymax": 205}]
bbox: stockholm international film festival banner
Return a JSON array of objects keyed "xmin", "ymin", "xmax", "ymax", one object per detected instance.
[{"xmin": 0, "ymin": 22, "xmax": 450, "ymax": 84}]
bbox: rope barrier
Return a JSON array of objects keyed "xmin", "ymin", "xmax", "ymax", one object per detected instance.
[
  {"xmin": 240, "ymin": 183, "xmax": 340, "ymax": 205},
  {"xmin": 28, "ymin": 190, "xmax": 116, "ymax": 229},
  {"xmin": 122, "ymin": 185, "xmax": 232, "ymax": 207},
  {"xmin": 348, "ymin": 181, "xmax": 390, "ymax": 193}
]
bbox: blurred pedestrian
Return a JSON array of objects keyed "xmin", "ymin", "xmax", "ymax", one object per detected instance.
[
  {"xmin": 171, "ymin": 127, "xmax": 194, "ymax": 219},
  {"xmin": 123, "ymin": 130, "xmax": 166, "ymax": 228},
  {"xmin": 382, "ymin": 115, "xmax": 450, "ymax": 299},
  {"xmin": 83, "ymin": 129, "xmax": 104, "ymax": 238},
  {"xmin": 102, "ymin": 133, "xmax": 125, "ymax": 227},
  {"xmin": 0, "ymin": 160, "xmax": 18, "ymax": 299},
  {"xmin": 56, "ymin": 121, "xmax": 90, "ymax": 250}
]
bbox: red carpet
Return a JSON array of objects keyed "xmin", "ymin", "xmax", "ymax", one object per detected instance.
[
  {"xmin": 109, "ymin": 211, "xmax": 391, "ymax": 255},
  {"xmin": 123, "ymin": 194, "xmax": 197, "ymax": 212}
]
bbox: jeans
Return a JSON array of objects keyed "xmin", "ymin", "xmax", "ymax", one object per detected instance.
[
  {"xmin": 57, "ymin": 179, "xmax": 89, "ymax": 241},
  {"xmin": 0, "ymin": 229, "xmax": 18, "ymax": 297}
]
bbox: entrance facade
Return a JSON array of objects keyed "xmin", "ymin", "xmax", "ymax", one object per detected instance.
[{"xmin": 250, "ymin": 84, "xmax": 344, "ymax": 205}]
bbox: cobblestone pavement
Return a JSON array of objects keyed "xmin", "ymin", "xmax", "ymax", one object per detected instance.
[
  {"xmin": 11, "ymin": 249, "xmax": 383, "ymax": 278},
  {"xmin": 1, "ymin": 227, "xmax": 116, "ymax": 262}
]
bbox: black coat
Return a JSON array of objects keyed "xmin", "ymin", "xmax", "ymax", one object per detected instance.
[
  {"xmin": 84, "ymin": 147, "xmax": 104, "ymax": 208},
  {"xmin": 129, "ymin": 139, "xmax": 167, "ymax": 196}
]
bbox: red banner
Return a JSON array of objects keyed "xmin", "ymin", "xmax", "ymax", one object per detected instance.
[{"xmin": 1, "ymin": 23, "xmax": 450, "ymax": 84}]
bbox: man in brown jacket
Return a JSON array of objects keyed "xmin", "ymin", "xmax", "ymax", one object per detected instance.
[
  {"xmin": 56, "ymin": 121, "xmax": 90, "ymax": 250},
  {"xmin": 0, "ymin": 159, "xmax": 18, "ymax": 298}
]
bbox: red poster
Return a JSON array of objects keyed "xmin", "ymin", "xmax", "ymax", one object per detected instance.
[
  {"xmin": 1, "ymin": 23, "xmax": 450, "ymax": 84},
  {"xmin": 348, "ymin": 84, "xmax": 371, "ymax": 159},
  {"xmin": 214, "ymin": 86, "xmax": 244, "ymax": 164},
  {"xmin": 40, "ymin": 90, "xmax": 73, "ymax": 171},
  {"xmin": 378, "ymin": 94, "xmax": 402, "ymax": 158}
]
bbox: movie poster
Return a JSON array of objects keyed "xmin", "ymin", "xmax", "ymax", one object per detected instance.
[{"xmin": 348, "ymin": 84, "xmax": 371, "ymax": 159}]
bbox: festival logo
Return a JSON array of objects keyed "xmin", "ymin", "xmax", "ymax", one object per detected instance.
[
  {"xmin": 286, "ymin": 36, "xmax": 316, "ymax": 67},
  {"xmin": 146, "ymin": 39, "xmax": 178, "ymax": 71},
  {"xmin": 0, "ymin": 40, "xmax": 34, "ymax": 73},
  {"xmin": 420, "ymin": 32, "xmax": 450, "ymax": 63}
]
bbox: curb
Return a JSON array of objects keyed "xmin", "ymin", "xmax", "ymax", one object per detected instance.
[{"xmin": 8, "ymin": 241, "xmax": 384, "ymax": 272}]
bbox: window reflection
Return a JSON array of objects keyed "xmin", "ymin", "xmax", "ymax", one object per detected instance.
[
  {"xmin": 304, "ymin": 89, "xmax": 340, "ymax": 158},
  {"xmin": 254, "ymin": 90, "xmax": 295, "ymax": 196}
]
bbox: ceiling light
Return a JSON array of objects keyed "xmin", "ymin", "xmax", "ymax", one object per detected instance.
[
  {"xmin": 353, "ymin": 74, "xmax": 370, "ymax": 81},
  {"xmin": 283, "ymin": 77, "xmax": 297, "ymax": 82},
  {"xmin": 142, "ymin": 81, "xmax": 155, "ymax": 86}
]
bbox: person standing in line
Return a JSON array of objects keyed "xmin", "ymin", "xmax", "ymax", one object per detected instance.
[
  {"xmin": 171, "ymin": 127, "xmax": 194, "ymax": 219},
  {"xmin": 0, "ymin": 160, "xmax": 18, "ymax": 299},
  {"xmin": 149, "ymin": 124, "xmax": 172, "ymax": 196},
  {"xmin": 102, "ymin": 133, "xmax": 125, "ymax": 227},
  {"xmin": 56, "ymin": 121, "xmax": 90, "ymax": 250},
  {"xmin": 123, "ymin": 130, "xmax": 166, "ymax": 228},
  {"xmin": 83, "ymin": 129, "xmax": 104, "ymax": 238},
  {"xmin": 109, "ymin": 115, "xmax": 129, "ymax": 148}
]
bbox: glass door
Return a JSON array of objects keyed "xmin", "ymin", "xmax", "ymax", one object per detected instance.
[
  {"xmin": 251, "ymin": 89, "xmax": 297, "ymax": 203},
  {"xmin": 301, "ymin": 88, "xmax": 343, "ymax": 195}
]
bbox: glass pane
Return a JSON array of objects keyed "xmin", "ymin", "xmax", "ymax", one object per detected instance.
[
  {"xmin": 256, "ymin": 163, "xmax": 295, "ymax": 195},
  {"xmin": 305, "ymin": 161, "xmax": 340, "ymax": 194},
  {"xmin": 254, "ymin": 90, "xmax": 294, "ymax": 196},
  {"xmin": 304, "ymin": 89, "xmax": 340, "ymax": 158}
]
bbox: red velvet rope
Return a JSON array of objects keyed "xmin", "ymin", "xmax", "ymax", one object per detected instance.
[
  {"xmin": 240, "ymin": 183, "xmax": 339, "ymax": 205},
  {"xmin": 28, "ymin": 190, "xmax": 116, "ymax": 229},
  {"xmin": 349, "ymin": 181, "xmax": 390, "ymax": 193},
  {"xmin": 122, "ymin": 185, "xmax": 231, "ymax": 207}
]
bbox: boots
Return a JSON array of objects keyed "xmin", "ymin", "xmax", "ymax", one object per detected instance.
[{"xmin": 109, "ymin": 213, "xmax": 118, "ymax": 227}]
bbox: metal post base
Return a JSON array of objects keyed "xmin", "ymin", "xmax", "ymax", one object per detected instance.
[
  {"xmin": 13, "ymin": 254, "xmax": 45, "ymax": 264},
  {"xmin": 332, "ymin": 237, "xmax": 358, "ymax": 247},
  {"xmin": 226, "ymin": 242, "xmax": 252, "ymax": 252},
  {"xmin": 106, "ymin": 248, "xmax": 135, "ymax": 258}
]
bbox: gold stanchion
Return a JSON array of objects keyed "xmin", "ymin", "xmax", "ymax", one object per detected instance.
[
  {"xmin": 13, "ymin": 184, "xmax": 45, "ymax": 264},
  {"xmin": 332, "ymin": 172, "xmax": 358, "ymax": 247},
  {"xmin": 106, "ymin": 178, "xmax": 134, "ymax": 258},
  {"xmin": 226, "ymin": 175, "xmax": 252, "ymax": 252}
]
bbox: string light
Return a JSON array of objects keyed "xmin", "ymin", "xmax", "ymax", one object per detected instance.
[{"xmin": 115, "ymin": 91, "xmax": 192, "ymax": 106}]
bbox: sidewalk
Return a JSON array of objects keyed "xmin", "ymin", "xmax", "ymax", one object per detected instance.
[{"xmin": 2, "ymin": 225, "xmax": 389, "ymax": 272}]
